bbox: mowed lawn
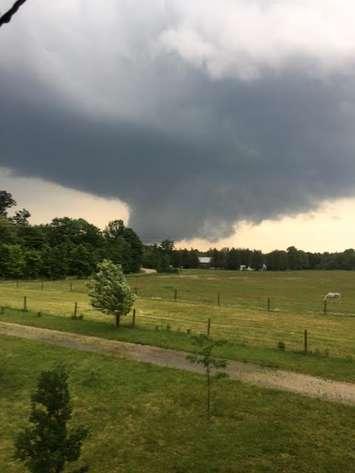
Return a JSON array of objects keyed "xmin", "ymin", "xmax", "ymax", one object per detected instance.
[
  {"xmin": 1, "ymin": 336, "xmax": 355, "ymax": 473},
  {"xmin": 0, "ymin": 270, "xmax": 355, "ymax": 358}
]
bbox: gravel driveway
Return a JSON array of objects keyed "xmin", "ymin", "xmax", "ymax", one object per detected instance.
[{"xmin": 1, "ymin": 321, "xmax": 355, "ymax": 406}]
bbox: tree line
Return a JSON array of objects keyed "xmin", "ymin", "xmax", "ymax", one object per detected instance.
[
  {"xmin": 144, "ymin": 241, "xmax": 355, "ymax": 271},
  {"xmin": 0, "ymin": 191, "xmax": 143, "ymax": 279},
  {"xmin": 2, "ymin": 189, "xmax": 355, "ymax": 279},
  {"xmin": 207, "ymin": 246, "xmax": 355, "ymax": 271}
]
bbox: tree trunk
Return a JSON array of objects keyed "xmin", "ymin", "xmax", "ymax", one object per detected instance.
[{"xmin": 115, "ymin": 313, "xmax": 121, "ymax": 328}]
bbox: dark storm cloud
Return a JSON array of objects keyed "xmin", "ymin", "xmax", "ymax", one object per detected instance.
[{"xmin": 2, "ymin": 0, "xmax": 355, "ymax": 242}]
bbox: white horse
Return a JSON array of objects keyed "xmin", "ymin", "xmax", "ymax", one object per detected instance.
[{"xmin": 324, "ymin": 292, "xmax": 341, "ymax": 302}]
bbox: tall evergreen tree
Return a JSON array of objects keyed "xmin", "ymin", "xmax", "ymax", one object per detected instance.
[{"xmin": 14, "ymin": 364, "xmax": 89, "ymax": 473}]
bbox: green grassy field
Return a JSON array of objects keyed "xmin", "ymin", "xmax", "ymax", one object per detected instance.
[
  {"xmin": 0, "ymin": 270, "xmax": 355, "ymax": 355},
  {"xmin": 1, "ymin": 336, "xmax": 355, "ymax": 473},
  {"xmin": 1, "ymin": 307, "xmax": 354, "ymax": 383}
]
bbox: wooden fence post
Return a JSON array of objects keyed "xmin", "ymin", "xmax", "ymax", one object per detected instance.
[
  {"xmin": 73, "ymin": 302, "xmax": 78, "ymax": 318},
  {"xmin": 174, "ymin": 288, "xmax": 177, "ymax": 301},
  {"xmin": 323, "ymin": 299, "xmax": 327, "ymax": 315},
  {"xmin": 23, "ymin": 296, "xmax": 28, "ymax": 312},
  {"xmin": 217, "ymin": 292, "xmax": 221, "ymax": 306},
  {"xmin": 267, "ymin": 297, "xmax": 271, "ymax": 312},
  {"xmin": 207, "ymin": 318, "xmax": 211, "ymax": 337},
  {"xmin": 304, "ymin": 329, "xmax": 308, "ymax": 354},
  {"xmin": 70, "ymin": 282, "xmax": 73, "ymax": 292},
  {"xmin": 132, "ymin": 308, "xmax": 136, "ymax": 328}
]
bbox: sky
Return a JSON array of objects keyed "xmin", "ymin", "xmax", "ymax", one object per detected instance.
[{"xmin": 1, "ymin": 0, "xmax": 355, "ymax": 251}]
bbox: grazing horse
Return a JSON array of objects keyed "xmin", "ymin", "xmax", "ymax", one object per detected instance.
[{"xmin": 324, "ymin": 292, "xmax": 341, "ymax": 302}]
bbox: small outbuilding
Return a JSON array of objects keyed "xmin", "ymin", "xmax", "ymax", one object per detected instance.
[{"xmin": 198, "ymin": 256, "xmax": 212, "ymax": 268}]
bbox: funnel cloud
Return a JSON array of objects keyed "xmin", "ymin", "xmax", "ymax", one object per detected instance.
[{"xmin": 1, "ymin": 0, "xmax": 355, "ymax": 242}]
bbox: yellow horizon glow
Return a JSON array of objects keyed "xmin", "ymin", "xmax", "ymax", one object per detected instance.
[
  {"xmin": 0, "ymin": 171, "xmax": 129, "ymax": 229},
  {"xmin": 177, "ymin": 199, "xmax": 355, "ymax": 253}
]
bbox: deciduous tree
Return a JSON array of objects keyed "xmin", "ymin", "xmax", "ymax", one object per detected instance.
[
  {"xmin": 88, "ymin": 259, "xmax": 135, "ymax": 327},
  {"xmin": 187, "ymin": 335, "xmax": 228, "ymax": 420}
]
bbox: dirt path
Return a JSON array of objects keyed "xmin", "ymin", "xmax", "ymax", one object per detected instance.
[{"xmin": 1, "ymin": 321, "xmax": 355, "ymax": 406}]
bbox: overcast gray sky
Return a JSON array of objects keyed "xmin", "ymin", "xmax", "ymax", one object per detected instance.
[{"xmin": 1, "ymin": 0, "xmax": 355, "ymax": 249}]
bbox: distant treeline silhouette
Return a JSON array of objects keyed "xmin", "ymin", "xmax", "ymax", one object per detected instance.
[{"xmin": 144, "ymin": 243, "xmax": 355, "ymax": 272}]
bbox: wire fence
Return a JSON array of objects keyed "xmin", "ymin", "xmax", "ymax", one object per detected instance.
[
  {"xmin": 2, "ymin": 279, "xmax": 355, "ymax": 317},
  {"xmin": 133, "ymin": 313, "xmax": 353, "ymax": 357},
  {"xmin": 1, "ymin": 300, "xmax": 354, "ymax": 360},
  {"xmin": 0, "ymin": 279, "xmax": 354, "ymax": 358}
]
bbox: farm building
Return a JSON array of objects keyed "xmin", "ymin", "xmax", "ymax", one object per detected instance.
[
  {"xmin": 198, "ymin": 256, "xmax": 212, "ymax": 268},
  {"xmin": 240, "ymin": 265, "xmax": 254, "ymax": 271}
]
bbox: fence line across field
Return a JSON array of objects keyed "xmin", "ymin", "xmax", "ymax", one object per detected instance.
[
  {"xmin": 132, "ymin": 292, "xmax": 355, "ymax": 317},
  {"xmin": 128, "ymin": 286, "xmax": 354, "ymax": 316},
  {"xmin": 1, "ymin": 280, "xmax": 355, "ymax": 321},
  {"xmin": 0, "ymin": 280, "xmax": 354, "ymax": 355},
  {"xmin": 1, "ymin": 279, "xmax": 353, "ymax": 316},
  {"xmin": 0, "ymin": 300, "xmax": 353, "ymax": 357}
]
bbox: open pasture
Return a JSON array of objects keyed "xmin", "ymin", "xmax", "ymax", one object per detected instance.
[
  {"xmin": 130, "ymin": 269, "xmax": 355, "ymax": 315},
  {"xmin": 0, "ymin": 270, "xmax": 355, "ymax": 361}
]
